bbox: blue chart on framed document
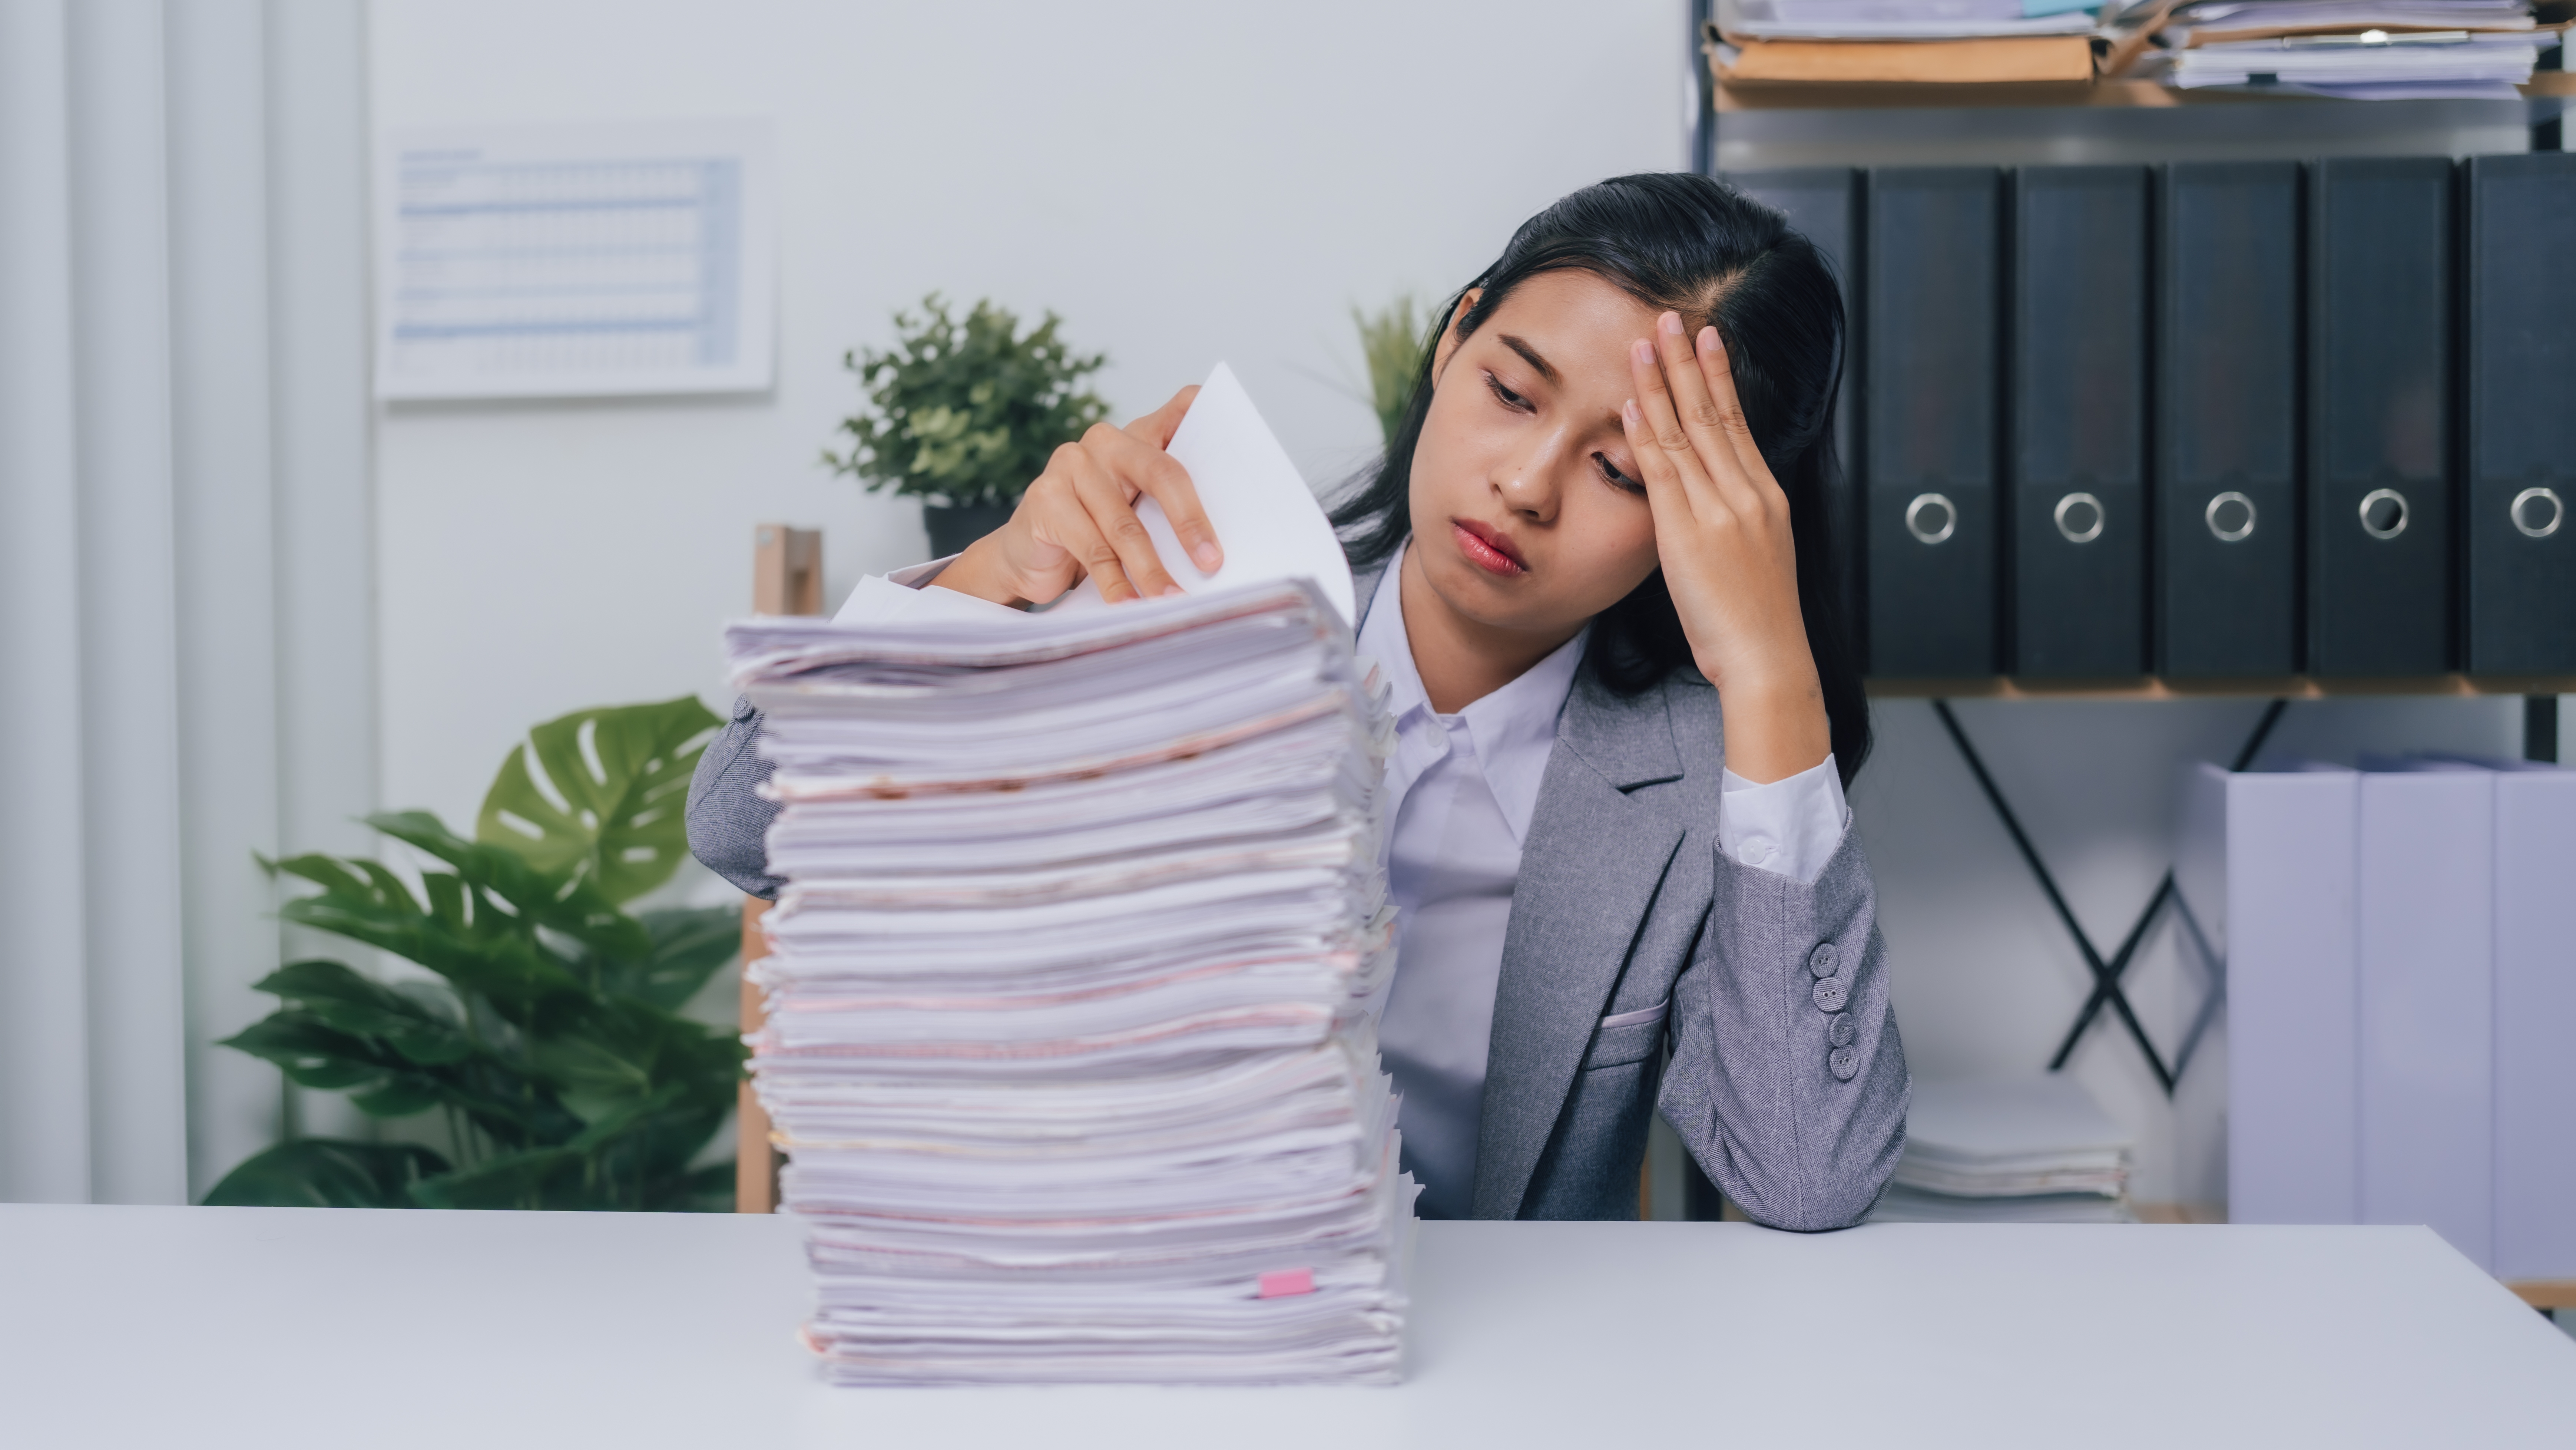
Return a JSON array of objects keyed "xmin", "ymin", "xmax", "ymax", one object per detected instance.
[{"xmin": 374, "ymin": 120, "xmax": 776, "ymax": 400}]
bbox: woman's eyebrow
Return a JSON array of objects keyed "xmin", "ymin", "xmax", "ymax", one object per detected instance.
[{"xmin": 1497, "ymin": 334, "xmax": 1560, "ymax": 386}]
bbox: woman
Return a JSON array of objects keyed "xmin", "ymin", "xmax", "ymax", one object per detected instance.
[{"xmin": 691, "ymin": 172, "xmax": 1906, "ymax": 1228}]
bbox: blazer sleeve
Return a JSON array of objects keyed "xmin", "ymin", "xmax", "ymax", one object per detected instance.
[
  {"xmin": 686, "ymin": 694, "xmax": 784, "ymax": 900},
  {"xmin": 1656, "ymin": 827, "xmax": 1908, "ymax": 1231}
]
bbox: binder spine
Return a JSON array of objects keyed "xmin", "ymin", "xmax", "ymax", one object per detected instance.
[
  {"xmin": 2307, "ymin": 158, "xmax": 2455, "ymax": 678},
  {"xmin": 2156, "ymin": 162, "xmax": 2302, "ymax": 677},
  {"xmin": 1724, "ymin": 168, "xmax": 1866, "ymax": 670},
  {"xmin": 2009, "ymin": 166, "xmax": 2149, "ymax": 678},
  {"xmin": 1864, "ymin": 167, "xmax": 2002, "ymax": 678},
  {"xmin": 2462, "ymin": 153, "xmax": 2576, "ymax": 674}
]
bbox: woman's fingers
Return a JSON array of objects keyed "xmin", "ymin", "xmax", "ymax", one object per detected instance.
[
  {"xmin": 1693, "ymin": 325, "xmax": 1784, "ymax": 512},
  {"xmin": 1619, "ymin": 385, "xmax": 1696, "ymax": 535},
  {"xmin": 1087, "ymin": 418, "xmax": 1222, "ymax": 573},
  {"xmin": 1652, "ymin": 311, "xmax": 1748, "ymax": 502},
  {"xmin": 1012, "ymin": 452, "xmax": 1101, "ymax": 598},
  {"xmin": 1627, "ymin": 335, "xmax": 1715, "ymax": 522},
  {"xmin": 1064, "ymin": 445, "xmax": 1183, "ymax": 601},
  {"xmin": 983, "ymin": 382, "xmax": 1220, "ymax": 608},
  {"xmin": 1125, "ymin": 384, "xmax": 1200, "ymax": 450}
]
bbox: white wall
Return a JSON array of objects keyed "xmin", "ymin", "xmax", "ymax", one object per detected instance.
[{"xmin": 368, "ymin": 0, "xmax": 1692, "ymax": 836}]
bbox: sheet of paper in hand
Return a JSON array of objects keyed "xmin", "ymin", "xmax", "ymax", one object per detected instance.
[{"xmin": 1052, "ymin": 361, "xmax": 1358, "ymax": 628}]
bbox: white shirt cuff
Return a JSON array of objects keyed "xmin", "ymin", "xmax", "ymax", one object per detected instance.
[
  {"xmin": 1715, "ymin": 755, "xmax": 1849, "ymax": 886},
  {"xmin": 829, "ymin": 555, "xmax": 1026, "ymax": 626}
]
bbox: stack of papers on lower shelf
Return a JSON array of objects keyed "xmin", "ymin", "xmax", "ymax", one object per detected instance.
[
  {"xmin": 1869, "ymin": 1075, "xmax": 2138, "ymax": 1224},
  {"xmin": 726, "ymin": 580, "xmax": 1414, "ymax": 1385},
  {"xmin": 2148, "ymin": 0, "xmax": 2546, "ymax": 97}
]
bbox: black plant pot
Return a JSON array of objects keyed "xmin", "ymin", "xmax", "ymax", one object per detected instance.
[{"xmin": 923, "ymin": 501, "xmax": 1016, "ymax": 559}]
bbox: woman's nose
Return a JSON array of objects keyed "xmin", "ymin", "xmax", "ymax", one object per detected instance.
[{"xmin": 1495, "ymin": 450, "xmax": 1564, "ymax": 523}]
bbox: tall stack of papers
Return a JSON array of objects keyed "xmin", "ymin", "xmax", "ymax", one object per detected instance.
[
  {"xmin": 2143, "ymin": 0, "xmax": 2546, "ymax": 98},
  {"xmin": 1870, "ymin": 1076, "xmax": 2137, "ymax": 1223},
  {"xmin": 725, "ymin": 580, "xmax": 1413, "ymax": 1385},
  {"xmin": 1712, "ymin": 1, "xmax": 2102, "ymax": 85}
]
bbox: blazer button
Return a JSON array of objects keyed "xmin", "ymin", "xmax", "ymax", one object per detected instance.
[
  {"xmin": 1829, "ymin": 1047, "xmax": 1859, "ymax": 1081},
  {"xmin": 1828, "ymin": 1012, "xmax": 1855, "ymax": 1047},
  {"xmin": 1812, "ymin": 975, "xmax": 1849, "ymax": 1013},
  {"xmin": 1808, "ymin": 942, "xmax": 1839, "ymax": 978}
]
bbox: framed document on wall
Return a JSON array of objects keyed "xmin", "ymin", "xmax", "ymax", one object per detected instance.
[{"xmin": 374, "ymin": 120, "xmax": 777, "ymax": 401}]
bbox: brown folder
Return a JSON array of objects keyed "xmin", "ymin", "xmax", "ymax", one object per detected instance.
[{"xmin": 1719, "ymin": 34, "xmax": 2097, "ymax": 84}]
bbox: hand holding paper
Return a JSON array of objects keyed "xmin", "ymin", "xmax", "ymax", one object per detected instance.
[
  {"xmin": 935, "ymin": 363, "xmax": 1358, "ymax": 628},
  {"xmin": 1050, "ymin": 363, "xmax": 1357, "ymax": 627}
]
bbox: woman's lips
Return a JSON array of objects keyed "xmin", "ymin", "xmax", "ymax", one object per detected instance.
[{"xmin": 1451, "ymin": 518, "xmax": 1528, "ymax": 577}]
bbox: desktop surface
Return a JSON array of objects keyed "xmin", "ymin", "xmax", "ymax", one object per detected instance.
[{"xmin": 3, "ymin": 1206, "xmax": 2569, "ymax": 1447}]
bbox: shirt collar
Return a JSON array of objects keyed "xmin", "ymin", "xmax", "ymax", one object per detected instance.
[{"xmin": 1356, "ymin": 540, "xmax": 1586, "ymax": 845}]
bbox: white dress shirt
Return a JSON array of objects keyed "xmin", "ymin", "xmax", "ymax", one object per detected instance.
[{"xmin": 832, "ymin": 548, "xmax": 1851, "ymax": 1218}]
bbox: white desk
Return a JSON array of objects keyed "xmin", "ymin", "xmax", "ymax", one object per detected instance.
[{"xmin": 3, "ymin": 1206, "xmax": 2570, "ymax": 1448}]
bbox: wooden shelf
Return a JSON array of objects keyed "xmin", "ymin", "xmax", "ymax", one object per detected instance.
[
  {"xmin": 1865, "ymin": 675, "xmax": 2576, "ymax": 700},
  {"xmin": 2509, "ymin": 1279, "xmax": 2576, "ymax": 1311}
]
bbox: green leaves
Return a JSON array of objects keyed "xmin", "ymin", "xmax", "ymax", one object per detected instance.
[
  {"xmin": 475, "ymin": 697, "xmax": 719, "ymax": 906},
  {"xmin": 247, "ymin": 960, "xmax": 475, "ymax": 1066},
  {"xmin": 203, "ymin": 1140, "xmax": 453, "ymax": 1209},
  {"xmin": 1353, "ymin": 294, "xmax": 1430, "ymax": 449},
  {"xmin": 616, "ymin": 906, "xmax": 745, "ymax": 1011},
  {"xmin": 207, "ymin": 697, "xmax": 744, "ymax": 1213},
  {"xmin": 824, "ymin": 294, "xmax": 1111, "ymax": 508}
]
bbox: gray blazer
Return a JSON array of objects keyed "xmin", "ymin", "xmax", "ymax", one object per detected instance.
[{"xmin": 688, "ymin": 566, "xmax": 1907, "ymax": 1229}]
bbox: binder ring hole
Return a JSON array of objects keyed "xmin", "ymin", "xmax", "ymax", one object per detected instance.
[
  {"xmin": 2053, "ymin": 491, "xmax": 2105, "ymax": 544},
  {"xmin": 2205, "ymin": 491, "xmax": 2257, "ymax": 543},
  {"xmin": 2510, "ymin": 486, "xmax": 2563, "ymax": 539},
  {"xmin": 1905, "ymin": 492, "xmax": 1957, "ymax": 546},
  {"xmin": 2358, "ymin": 488, "xmax": 2408, "ymax": 541}
]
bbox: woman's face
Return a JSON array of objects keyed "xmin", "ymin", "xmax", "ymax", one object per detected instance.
[{"xmin": 1406, "ymin": 270, "xmax": 1666, "ymax": 646}]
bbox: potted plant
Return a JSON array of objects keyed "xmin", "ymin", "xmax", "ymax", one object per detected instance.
[
  {"xmin": 202, "ymin": 697, "xmax": 745, "ymax": 1210},
  {"xmin": 825, "ymin": 294, "xmax": 1112, "ymax": 559}
]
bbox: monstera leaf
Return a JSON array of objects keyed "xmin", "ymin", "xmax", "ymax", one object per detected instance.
[
  {"xmin": 475, "ymin": 696, "xmax": 719, "ymax": 904},
  {"xmin": 210, "ymin": 695, "xmax": 744, "ymax": 1213}
]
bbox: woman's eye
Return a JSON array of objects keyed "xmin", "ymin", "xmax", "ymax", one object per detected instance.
[
  {"xmin": 1482, "ymin": 372, "xmax": 1531, "ymax": 412},
  {"xmin": 1596, "ymin": 453, "xmax": 1644, "ymax": 494}
]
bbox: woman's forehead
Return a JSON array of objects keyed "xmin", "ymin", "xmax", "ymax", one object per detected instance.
[
  {"xmin": 1476, "ymin": 271, "xmax": 1663, "ymax": 392},
  {"xmin": 1486, "ymin": 270, "xmax": 1660, "ymax": 336}
]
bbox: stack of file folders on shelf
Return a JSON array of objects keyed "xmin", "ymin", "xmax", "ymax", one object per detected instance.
[
  {"xmin": 725, "ymin": 579, "xmax": 1414, "ymax": 1385},
  {"xmin": 2133, "ymin": 0, "xmax": 2549, "ymax": 98},
  {"xmin": 1711, "ymin": 0, "xmax": 2103, "ymax": 86},
  {"xmin": 1869, "ymin": 1075, "xmax": 2137, "ymax": 1223}
]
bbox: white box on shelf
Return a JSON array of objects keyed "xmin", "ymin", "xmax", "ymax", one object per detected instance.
[
  {"xmin": 2492, "ymin": 762, "xmax": 2576, "ymax": 1281},
  {"xmin": 2357, "ymin": 763, "xmax": 2494, "ymax": 1271},
  {"xmin": 2200, "ymin": 762, "xmax": 2364, "ymax": 1228}
]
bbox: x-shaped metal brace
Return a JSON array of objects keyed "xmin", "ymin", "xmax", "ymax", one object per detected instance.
[{"xmin": 1929, "ymin": 698, "xmax": 2287, "ymax": 1098}]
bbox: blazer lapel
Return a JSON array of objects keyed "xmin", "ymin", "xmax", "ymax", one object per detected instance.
[
  {"xmin": 1350, "ymin": 564, "xmax": 1387, "ymax": 629},
  {"xmin": 1469, "ymin": 673, "xmax": 1689, "ymax": 1219}
]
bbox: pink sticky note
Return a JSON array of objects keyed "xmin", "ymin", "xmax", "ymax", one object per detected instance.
[{"xmin": 1256, "ymin": 1268, "xmax": 1316, "ymax": 1299}]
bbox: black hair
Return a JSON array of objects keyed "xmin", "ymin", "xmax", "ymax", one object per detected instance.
[{"xmin": 1330, "ymin": 171, "xmax": 1870, "ymax": 786}]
